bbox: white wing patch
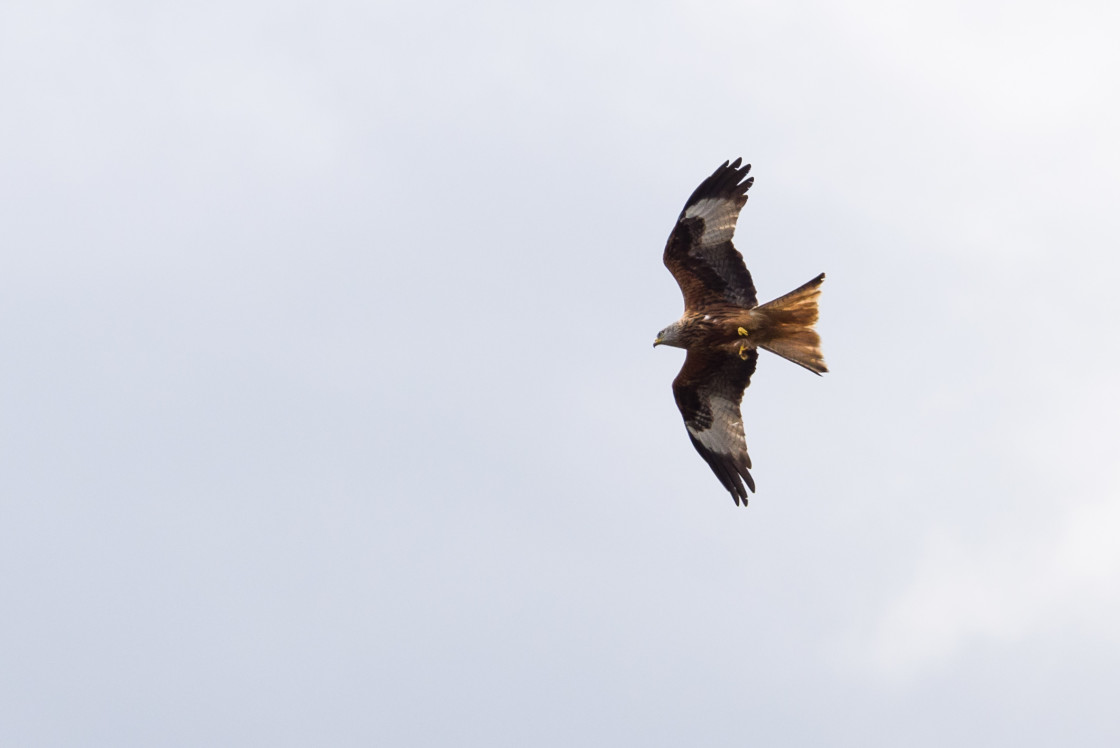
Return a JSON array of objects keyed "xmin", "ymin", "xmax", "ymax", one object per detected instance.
[
  {"xmin": 686, "ymin": 392, "xmax": 747, "ymax": 458},
  {"xmin": 683, "ymin": 197, "xmax": 739, "ymax": 248}
]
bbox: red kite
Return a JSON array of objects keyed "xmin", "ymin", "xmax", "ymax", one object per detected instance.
[{"xmin": 654, "ymin": 159, "xmax": 826, "ymax": 505}]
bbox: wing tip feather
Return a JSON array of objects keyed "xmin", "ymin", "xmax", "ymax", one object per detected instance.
[{"xmin": 680, "ymin": 158, "xmax": 756, "ymax": 215}]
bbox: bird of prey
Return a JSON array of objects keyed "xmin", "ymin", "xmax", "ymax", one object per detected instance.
[{"xmin": 653, "ymin": 159, "xmax": 826, "ymax": 505}]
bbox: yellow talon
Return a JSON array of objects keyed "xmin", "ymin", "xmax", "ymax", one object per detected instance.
[
  {"xmin": 737, "ymin": 326, "xmax": 749, "ymax": 337},
  {"xmin": 739, "ymin": 343, "xmax": 750, "ymax": 360}
]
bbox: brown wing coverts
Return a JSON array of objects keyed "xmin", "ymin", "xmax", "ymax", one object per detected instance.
[
  {"xmin": 663, "ymin": 158, "xmax": 758, "ymax": 311},
  {"xmin": 672, "ymin": 348, "xmax": 759, "ymax": 505}
]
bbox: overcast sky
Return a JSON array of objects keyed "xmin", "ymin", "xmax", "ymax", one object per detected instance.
[{"xmin": 3, "ymin": 0, "xmax": 1119, "ymax": 745}]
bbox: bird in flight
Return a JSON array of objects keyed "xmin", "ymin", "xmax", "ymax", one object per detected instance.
[{"xmin": 654, "ymin": 159, "xmax": 826, "ymax": 505}]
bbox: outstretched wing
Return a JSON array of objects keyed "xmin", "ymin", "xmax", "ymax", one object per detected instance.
[
  {"xmin": 663, "ymin": 158, "xmax": 758, "ymax": 312},
  {"xmin": 672, "ymin": 348, "xmax": 758, "ymax": 505}
]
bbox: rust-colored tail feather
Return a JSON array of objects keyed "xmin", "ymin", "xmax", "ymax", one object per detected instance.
[{"xmin": 755, "ymin": 273, "xmax": 827, "ymax": 374}]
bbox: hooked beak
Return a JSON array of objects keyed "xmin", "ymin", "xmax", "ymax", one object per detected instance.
[{"xmin": 653, "ymin": 337, "xmax": 663, "ymax": 347}]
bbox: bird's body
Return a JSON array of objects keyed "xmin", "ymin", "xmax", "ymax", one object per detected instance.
[{"xmin": 654, "ymin": 159, "xmax": 826, "ymax": 505}]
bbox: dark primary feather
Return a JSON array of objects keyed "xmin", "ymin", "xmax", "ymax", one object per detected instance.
[
  {"xmin": 672, "ymin": 347, "xmax": 758, "ymax": 505},
  {"xmin": 663, "ymin": 159, "xmax": 758, "ymax": 311}
]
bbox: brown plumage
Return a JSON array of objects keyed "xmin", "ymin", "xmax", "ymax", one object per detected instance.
[{"xmin": 654, "ymin": 159, "xmax": 826, "ymax": 505}]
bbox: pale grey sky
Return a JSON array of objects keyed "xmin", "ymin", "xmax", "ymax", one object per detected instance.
[{"xmin": 2, "ymin": 1, "xmax": 1119, "ymax": 745}]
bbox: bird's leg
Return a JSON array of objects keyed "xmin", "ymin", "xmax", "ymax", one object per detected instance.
[{"xmin": 736, "ymin": 327, "xmax": 752, "ymax": 359}]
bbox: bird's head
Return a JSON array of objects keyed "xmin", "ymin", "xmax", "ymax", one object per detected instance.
[{"xmin": 653, "ymin": 321, "xmax": 685, "ymax": 348}]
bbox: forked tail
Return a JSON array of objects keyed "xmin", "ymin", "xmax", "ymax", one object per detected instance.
[{"xmin": 755, "ymin": 273, "xmax": 827, "ymax": 374}]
